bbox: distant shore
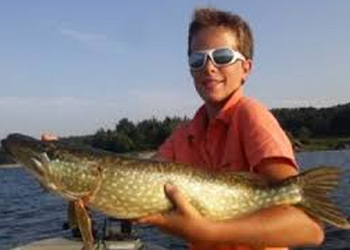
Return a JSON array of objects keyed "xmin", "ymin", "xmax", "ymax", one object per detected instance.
[
  {"xmin": 0, "ymin": 163, "xmax": 21, "ymax": 169},
  {"xmin": 296, "ymin": 137, "xmax": 350, "ymax": 152}
]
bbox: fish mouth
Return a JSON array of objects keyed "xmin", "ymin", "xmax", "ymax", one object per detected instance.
[
  {"xmin": 2, "ymin": 133, "xmax": 45, "ymax": 154},
  {"xmin": 1, "ymin": 137, "xmax": 16, "ymax": 159},
  {"xmin": 2, "ymin": 133, "xmax": 49, "ymax": 179}
]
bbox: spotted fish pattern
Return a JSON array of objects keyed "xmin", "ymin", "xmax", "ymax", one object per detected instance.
[{"xmin": 2, "ymin": 133, "xmax": 350, "ymax": 228}]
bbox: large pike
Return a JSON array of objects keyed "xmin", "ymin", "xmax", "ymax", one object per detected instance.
[{"xmin": 2, "ymin": 133, "xmax": 349, "ymax": 249}]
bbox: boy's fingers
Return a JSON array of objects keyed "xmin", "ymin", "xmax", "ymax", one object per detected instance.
[
  {"xmin": 165, "ymin": 184, "xmax": 195, "ymax": 214},
  {"xmin": 136, "ymin": 213, "xmax": 166, "ymax": 226}
]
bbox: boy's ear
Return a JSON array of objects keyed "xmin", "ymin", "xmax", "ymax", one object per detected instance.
[
  {"xmin": 241, "ymin": 59, "xmax": 253, "ymax": 83},
  {"xmin": 243, "ymin": 59, "xmax": 253, "ymax": 73}
]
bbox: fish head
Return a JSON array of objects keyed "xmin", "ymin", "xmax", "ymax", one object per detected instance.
[
  {"xmin": 1, "ymin": 133, "xmax": 101, "ymax": 200},
  {"xmin": 2, "ymin": 133, "xmax": 54, "ymax": 185}
]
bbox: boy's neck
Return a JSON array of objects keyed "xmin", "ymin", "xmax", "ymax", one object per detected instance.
[
  {"xmin": 205, "ymin": 103, "xmax": 225, "ymax": 121},
  {"xmin": 205, "ymin": 86, "xmax": 243, "ymax": 121}
]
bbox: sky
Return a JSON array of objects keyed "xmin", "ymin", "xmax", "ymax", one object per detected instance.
[{"xmin": 1, "ymin": 0, "xmax": 350, "ymax": 140}]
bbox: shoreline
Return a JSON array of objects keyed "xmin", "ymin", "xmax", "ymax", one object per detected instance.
[
  {"xmin": 0, "ymin": 163, "xmax": 21, "ymax": 169},
  {"xmin": 0, "ymin": 146, "xmax": 349, "ymax": 169}
]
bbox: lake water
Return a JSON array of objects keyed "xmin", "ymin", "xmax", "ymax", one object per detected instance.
[{"xmin": 0, "ymin": 150, "xmax": 349, "ymax": 250}]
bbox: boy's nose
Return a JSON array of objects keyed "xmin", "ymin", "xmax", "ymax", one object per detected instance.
[{"xmin": 203, "ymin": 56, "xmax": 218, "ymax": 72}]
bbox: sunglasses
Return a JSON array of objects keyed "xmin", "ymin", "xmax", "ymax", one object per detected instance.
[{"xmin": 188, "ymin": 47, "xmax": 245, "ymax": 70}]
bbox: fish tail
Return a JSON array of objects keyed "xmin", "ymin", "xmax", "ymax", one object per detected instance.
[{"xmin": 296, "ymin": 166, "xmax": 350, "ymax": 229}]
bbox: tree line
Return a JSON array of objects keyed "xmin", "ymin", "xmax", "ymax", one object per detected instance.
[
  {"xmin": 80, "ymin": 116, "xmax": 187, "ymax": 153},
  {"xmin": 1, "ymin": 102, "xmax": 350, "ymax": 165},
  {"xmin": 0, "ymin": 116, "xmax": 187, "ymax": 165},
  {"xmin": 272, "ymin": 102, "xmax": 350, "ymax": 138}
]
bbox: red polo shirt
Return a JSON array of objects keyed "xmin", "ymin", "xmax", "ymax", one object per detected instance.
[{"xmin": 157, "ymin": 88, "xmax": 297, "ymax": 250}]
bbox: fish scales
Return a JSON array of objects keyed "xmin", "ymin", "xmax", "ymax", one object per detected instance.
[
  {"xmin": 2, "ymin": 133, "xmax": 349, "ymax": 229},
  {"xmin": 47, "ymin": 153, "xmax": 291, "ymax": 220}
]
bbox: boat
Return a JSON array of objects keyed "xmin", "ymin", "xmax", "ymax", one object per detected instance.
[
  {"xmin": 11, "ymin": 237, "xmax": 167, "ymax": 250},
  {"xmin": 11, "ymin": 218, "xmax": 169, "ymax": 250}
]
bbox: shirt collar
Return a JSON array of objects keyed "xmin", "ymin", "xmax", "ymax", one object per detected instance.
[
  {"xmin": 215, "ymin": 87, "xmax": 244, "ymax": 124},
  {"xmin": 187, "ymin": 87, "xmax": 244, "ymax": 140}
]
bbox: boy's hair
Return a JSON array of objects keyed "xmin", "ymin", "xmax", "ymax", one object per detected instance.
[{"xmin": 188, "ymin": 8, "xmax": 254, "ymax": 60}]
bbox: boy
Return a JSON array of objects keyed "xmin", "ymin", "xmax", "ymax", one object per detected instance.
[{"xmin": 137, "ymin": 8, "xmax": 324, "ymax": 250}]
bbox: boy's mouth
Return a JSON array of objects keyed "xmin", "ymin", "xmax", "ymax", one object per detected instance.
[{"xmin": 202, "ymin": 78, "xmax": 224, "ymax": 89}]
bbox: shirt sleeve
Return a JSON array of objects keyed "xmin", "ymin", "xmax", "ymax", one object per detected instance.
[
  {"xmin": 237, "ymin": 98, "xmax": 298, "ymax": 172},
  {"xmin": 157, "ymin": 124, "xmax": 187, "ymax": 161},
  {"xmin": 157, "ymin": 133, "xmax": 175, "ymax": 161}
]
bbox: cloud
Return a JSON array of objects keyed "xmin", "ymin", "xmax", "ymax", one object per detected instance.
[
  {"xmin": 0, "ymin": 96, "xmax": 115, "ymax": 139},
  {"xmin": 0, "ymin": 92, "xmax": 199, "ymax": 140},
  {"xmin": 56, "ymin": 26, "xmax": 123, "ymax": 53},
  {"xmin": 124, "ymin": 87, "xmax": 200, "ymax": 118},
  {"xmin": 1, "ymin": 93, "xmax": 346, "ymax": 140},
  {"xmin": 59, "ymin": 28, "xmax": 107, "ymax": 43},
  {"xmin": 127, "ymin": 88, "xmax": 198, "ymax": 107},
  {"xmin": 266, "ymin": 97, "xmax": 350, "ymax": 109},
  {"xmin": 0, "ymin": 96, "xmax": 91, "ymax": 108}
]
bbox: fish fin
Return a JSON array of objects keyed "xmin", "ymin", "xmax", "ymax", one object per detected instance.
[
  {"xmin": 68, "ymin": 201, "xmax": 78, "ymax": 230},
  {"xmin": 73, "ymin": 200, "xmax": 95, "ymax": 250},
  {"xmin": 297, "ymin": 166, "xmax": 350, "ymax": 229}
]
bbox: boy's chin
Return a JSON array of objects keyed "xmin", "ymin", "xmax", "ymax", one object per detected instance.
[{"xmin": 203, "ymin": 95, "xmax": 228, "ymax": 106}]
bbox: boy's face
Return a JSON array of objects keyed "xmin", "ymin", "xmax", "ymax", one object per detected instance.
[{"xmin": 190, "ymin": 26, "xmax": 252, "ymax": 106}]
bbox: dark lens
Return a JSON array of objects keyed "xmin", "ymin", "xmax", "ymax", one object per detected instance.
[
  {"xmin": 213, "ymin": 48, "xmax": 234, "ymax": 65},
  {"xmin": 189, "ymin": 52, "xmax": 205, "ymax": 69}
]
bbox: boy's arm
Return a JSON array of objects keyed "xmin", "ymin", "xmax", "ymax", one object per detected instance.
[{"xmin": 137, "ymin": 158, "xmax": 324, "ymax": 247}]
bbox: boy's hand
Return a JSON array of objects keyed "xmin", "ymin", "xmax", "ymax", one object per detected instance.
[
  {"xmin": 41, "ymin": 133, "xmax": 58, "ymax": 141},
  {"xmin": 136, "ymin": 184, "xmax": 212, "ymax": 244}
]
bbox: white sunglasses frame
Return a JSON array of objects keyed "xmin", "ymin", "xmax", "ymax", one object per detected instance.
[{"xmin": 189, "ymin": 47, "xmax": 246, "ymax": 70}]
